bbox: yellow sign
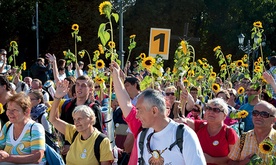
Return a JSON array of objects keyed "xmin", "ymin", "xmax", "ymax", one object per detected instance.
[{"xmin": 149, "ymin": 28, "xmax": 171, "ymax": 60}]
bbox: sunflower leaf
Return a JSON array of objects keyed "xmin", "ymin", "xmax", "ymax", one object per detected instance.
[
  {"xmin": 98, "ymin": 23, "xmax": 110, "ymax": 46},
  {"xmin": 112, "ymin": 13, "xmax": 119, "ymax": 23},
  {"xmin": 8, "ymin": 56, "xmax": 13, "ymax": 64}
]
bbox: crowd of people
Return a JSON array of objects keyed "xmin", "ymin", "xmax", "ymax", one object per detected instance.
[{"xmin": 0, "ymin": 48, "xmax": 275, "ymax": 165}]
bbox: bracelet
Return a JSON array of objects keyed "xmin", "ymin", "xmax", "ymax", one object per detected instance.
[{"xmin": 54, "ymin": 95, "xmax": 61, "ymax": 100}]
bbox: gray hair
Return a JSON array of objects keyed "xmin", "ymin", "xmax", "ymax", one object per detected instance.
[
  {"xmin": 72, "ymin": 105, "xmax": 96, "ymax": 125},
  {"xmin": 138, "ymin": 89, "xmax": 166, "ymax": 113},
  {"xmin": 207, "ymin": 98, "xmax": 228, "ymax": 115},
  {"xmin": 255, "ymin": 100, "xmax": 276, "ymax": 116}
]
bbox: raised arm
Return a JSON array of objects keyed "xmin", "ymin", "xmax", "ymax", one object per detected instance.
[
  {"xmin": 263, "ymin": 71, "xmax": 276, "ymax": 93},
  {"xmin": 45, "ymin": 53, "xmax": 59, "ymax": 82},
  {"xmin": 110, "ymin": 61, "xmax": 132, "ymax": 117},
  {"xmin": 48, "ymin": 80, "xmax": 70, "ymax": 135}
]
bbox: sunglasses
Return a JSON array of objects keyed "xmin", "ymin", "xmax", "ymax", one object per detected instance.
[
  {"xmin": 205, "ymin": 106, "xmax": 223, "ymax": 113},
  {"xmin": 95, "ymin": 86, "xmax": 100, "ymax": 88},
  {"xmin": 192, "ymin": 108, "xmax": 200, "ymax": 112},
  {"xmin": 106, "ymin": 85, "xmax": 110, "ymax": 88},
  {"xmin": 165, "ymin": 92, "xmax": 175, "ymax": 96},
  {"xmin": 252, "ymin": 110, "xmax": 275, "ymax": 118}
]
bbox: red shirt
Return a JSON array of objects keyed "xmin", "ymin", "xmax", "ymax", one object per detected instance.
[{"xmin": 195, "ymin": 120, "xmax": 238, "ymax": 165}]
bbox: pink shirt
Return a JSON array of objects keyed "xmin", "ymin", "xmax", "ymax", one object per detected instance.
[{"xmin": 123, "ymin": 106, "xmax": 142, "ymax": 165}]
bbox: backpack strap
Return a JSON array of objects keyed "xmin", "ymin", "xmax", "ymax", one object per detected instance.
[
  {"xmin": 21, "ymin": 82, "xmax": 25, "ymax": 91},
  {"xmin": 71, "ymin": 131, "xmax": 79, "ymax": 144},
  {"xmin": 37, "ymin": 112, "xmax": 46, "ymax": 124},
  {"xmin": 5, "ymin": 123, "xmax": 12, "ymax": 134},
  {"xmin": 94, "ymin": 133, "xmax": 106, "ymax": 163},
  {"xmin": 138, "ymin": 128, "xmax": 149, "ymax": 165},
  {"xmin": 168, "ymin": 124, "xmax": 185, "ymax": 153},
  {"xmin": 239, "ymin": 133, "xmax": 246, "ymax": 152}
]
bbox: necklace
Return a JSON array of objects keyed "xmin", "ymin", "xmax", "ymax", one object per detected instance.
[{"xmin": 146, "ymin": 132, "xmax": 167, "ymax": 165}]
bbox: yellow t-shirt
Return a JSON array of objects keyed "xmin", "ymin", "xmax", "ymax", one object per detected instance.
[{"xmin": 65, "ymin": 124, "xmax": 114, "ymax": 165}]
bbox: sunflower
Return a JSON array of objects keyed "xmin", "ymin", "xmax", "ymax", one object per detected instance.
[
  {"xmin": 63, "ymin": 51, "xmax": 67, "ymax": 56},
  {"xmin": 140, "ymin": 53, "xmax": 146, "ymax": 59},
  {"xmin": 261, "ymin": 76, "xmax": 267, "ymax": 84},
  {"xmin": 22, "ymin": 62, "xmax": 26, "ymax": 70},
  {"xmin": 78, "ymin": 51, "xmax": 85, "ymax": 58},
  {"xmin": 203, "ymin": 63, "xmax": 209, "ymax": 69},
  {"xmin": 236, "ymin": 60, "xmax": 244, "ymax": 67},
  {"xmin": 98, "ymin": 44, "xmax": 104, "ymax": 54},
  {"xmin": 237, "ymin": 110, "xmax": 248, "ymax": 118},
  {"xmin": 99, "ymin": 1, "xmax": 112, "ymax": 15},
  {"xmin": 95, "ymin": 77, "xmax": 105, "ymax": 85},
  {"xmin": 202, "ymin": 58, "xmax": 207, "ymax": 62},
  {"xmin": 210, "ymin": 72, "xmax": 216, "ymax": 78},
  {"xmin": 88, "ymin": 64, "xmax": 93, "ymax": 70},
  {"xmin": 0, "ymin": 103, "xmax": 4, "ymax": 114},
  {"xmin": 142, "ymin": 56, "xmax": 156, "ymax": 70},
  {"xmin": 196, "ymin": 75, "xmax": 204, "ymax": 81},
  {"xmin": 96, "ymin": 59, "xmax": 105, "ymax": 69},
  {"xmin": 198, "ymin": 59, "xmax": 203, "ymax": 65},
  {"xmin": 255, "ymin": 66, "xmax": 261, "ymax": 70},
  {"xmin": 254, "ymin": 61, "xmax": 259, "ymax": 66},
  {"xmin": 172, "ymin": 67, "xmax": 177, "ymax": 73},
  {"xmin": 229, "ymin": 63, "xmax": 236, "ymax": 69},
  {"xmin": 72, "ymin": 24, "xmax": 79, "ymax": 31},
  {"xmin": 243, "ymin": 63, "xmax": 248, "ymax": 68},
  {"xmin": 243, "ymin": 54, "xmax": 248, "ymax": 59},
  {"xmin": 10, "ymin": 41, "xmax": 18, "ymax": 47},
  {"xmin": 94, "ymin": 50, "xmax": 100, "ymax": 56},
  {"xmin": 237, "ymin": 87, "xmax": 245, "ymax": 95},
  {"xmin": 226, "ymin": 54, "xmax": 232, "ymax": 59},
  {"xmin": 257, "ymin": 57, "xmax": 262, "ymax": 63},
  {"xmin": 187, "ymin": 70, "xmax": 195, "ymax": 77},
  {"xmin": 181, "ymin": 40, "xmax": 188, "ymax": 54},
  {"xmin": 254, "ymin": 68, "xmax": 261, "ymax": 73},
  {"xmin": 212, "ymin": 83, "xmax": 220, "ymax": 93},
  {"xmin": 213, "ymin": 46, "xmax": 221, "ymax": 52},
  {"xmin": 183, "ymin": 79, "xmax": 190, "ymax": 87},
  {"xmin": 130, "ymin": 34, "xmax": 136, "ymax": 39},
  {"xmin": 253, "ymin": 21, "xmax": 263, "ymax": 28},
  {"xmin": 220, "ymin": 64, "xmax": 226, "ymax": 70},
  {"xmin": 7, "ymin": 75, "xmax": 13, "ymax": 82},
  {"xmin": 108, "ymin": 41, "xmax": 116, "ymax": 49},
  {"xmin": 259, "ymin": 140, "xmax": 274, "ymax": 154}
]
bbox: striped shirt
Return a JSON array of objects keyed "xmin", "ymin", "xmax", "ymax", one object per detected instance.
[{"xmin": 228, "ymin": 129, "xmax": 276, "ymax": 164}]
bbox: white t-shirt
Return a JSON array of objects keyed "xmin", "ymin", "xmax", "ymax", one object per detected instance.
[{"xmin": 137, "ymin": 120, "xmax": 206, "ymax": 165}]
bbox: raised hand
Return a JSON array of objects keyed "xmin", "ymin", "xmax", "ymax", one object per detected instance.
[{"xmin": 55, "ymin": 80, "xmax": 70, "ymax": 99}]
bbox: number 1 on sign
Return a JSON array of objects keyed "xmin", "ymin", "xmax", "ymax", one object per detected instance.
[
  {"xmin": 149, "ymin": 28, "xmax": 170, "ymax": 60},
  {"xmin": 154, "ymin": 33, "xmax": 165, "ymax": 52}
]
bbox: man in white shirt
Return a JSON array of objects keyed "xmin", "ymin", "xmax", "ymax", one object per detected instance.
[{"xmin": 0, "ymin": 49, "xmax": 11, "ymax": 74}]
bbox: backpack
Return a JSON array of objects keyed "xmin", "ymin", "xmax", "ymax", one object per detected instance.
[
  {"xmin": 138, "ymin": 124, "xmax": 185, "ymax": 165},
  {"xmin": 37, "ymin": 112, "xmax": 60, "ymax": 153},
  {"xmin": 61, "ymin": 99, "xmax": 104, "ymax": 132},
  {"xmin": 5, "ymin": 122, "xmax": 65, "ymax": 165},
  {"xmin": 42, "ymin": 88, "xmax": 54, "ymax": 101},
  {"xmin": 71, "ymin": 131, "xmax": 106, "ymax": 163}
]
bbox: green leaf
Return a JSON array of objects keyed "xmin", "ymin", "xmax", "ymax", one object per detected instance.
[
  {"xmin": 98, "ymin": 23, "xmax": 110, "ymax": 46},
  {"xmin": 112, "ymin": 13, "xmax": 119, "ymax": 23},
  {"xmin": 8, "ymin": 56, "xmax": 13, "ymax": 64}
]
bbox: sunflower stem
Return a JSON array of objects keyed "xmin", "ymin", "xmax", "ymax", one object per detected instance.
[{"xmin": 84, "ymin": 50, "xmax": 92, "ymax": 66}]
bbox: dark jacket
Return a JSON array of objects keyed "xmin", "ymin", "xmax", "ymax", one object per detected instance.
[{"xmin": 30, "ymin": 62, "xmax": 51, "ymax": 84}]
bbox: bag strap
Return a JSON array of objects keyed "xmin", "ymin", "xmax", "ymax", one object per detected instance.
[
  {"xmin": 37, "ymin": 112, "xmax": 46, "ymax": 124},
  {"xmin": 169, "ymin": 124, "xmax": 185, "ymax": 153},
  {"xmin": 239, "ymin": 133, "xmax": 246, "ymax": 152},
  {"xmin": 71, "ymin": 131, "xmax": 79, "ymax": 144},
  {"xmin": 138, "ymin": 128, "xmax": 149, "ymax": 165},
  {"xmin": 5, "ymin": 123, "xmax": 12, "ymax": 134},
  {"xmin": 94, "ymin": 133, "xmax": 106, "ymax": 163}
]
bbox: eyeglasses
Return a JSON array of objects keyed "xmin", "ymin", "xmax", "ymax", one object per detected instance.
[
  {"xmin": 1, "ymin": 53, "xmax": 7, "ymax": 55},
  {"xmin": 106, "ymin": 85, "xmax": 110, "ymax": 88},
  {"xmin": 205, "ymin": 106, "xmax": 223, "ymax": 113},
  {"xmin": 252, "ymin": 110, "xmax": 275, "ymax": 118},
  {"xmin": 192, "ymin": 108, "xmax": 200, "ymax": 112},
  {"xmin": 95, "ymin": 86, "xmax": 100, "ymax": 88},
  {"xmin": 165, "ymin": 92, "xmax": 175, "ymax": 96}
]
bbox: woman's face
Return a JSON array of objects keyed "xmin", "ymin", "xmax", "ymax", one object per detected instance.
[
  {"xmin": 28, "ymin": 93, "xmax": 40, "ymax": 107},
  {"xmin": 6, "ymin": 101, "xmax": 28, "ymax": 123},
  {"xmin": 204, "ymin": 105, "xmax": 226, "ymax": 123},
  {"xmin": 73, "ymin": 112, "xmax": 93, "ymax": 132}
]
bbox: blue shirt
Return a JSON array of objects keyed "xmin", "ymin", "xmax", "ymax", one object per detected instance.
[{"xmin": 239, "ymin": 103, "xmax": 254, "ymax": 132}]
